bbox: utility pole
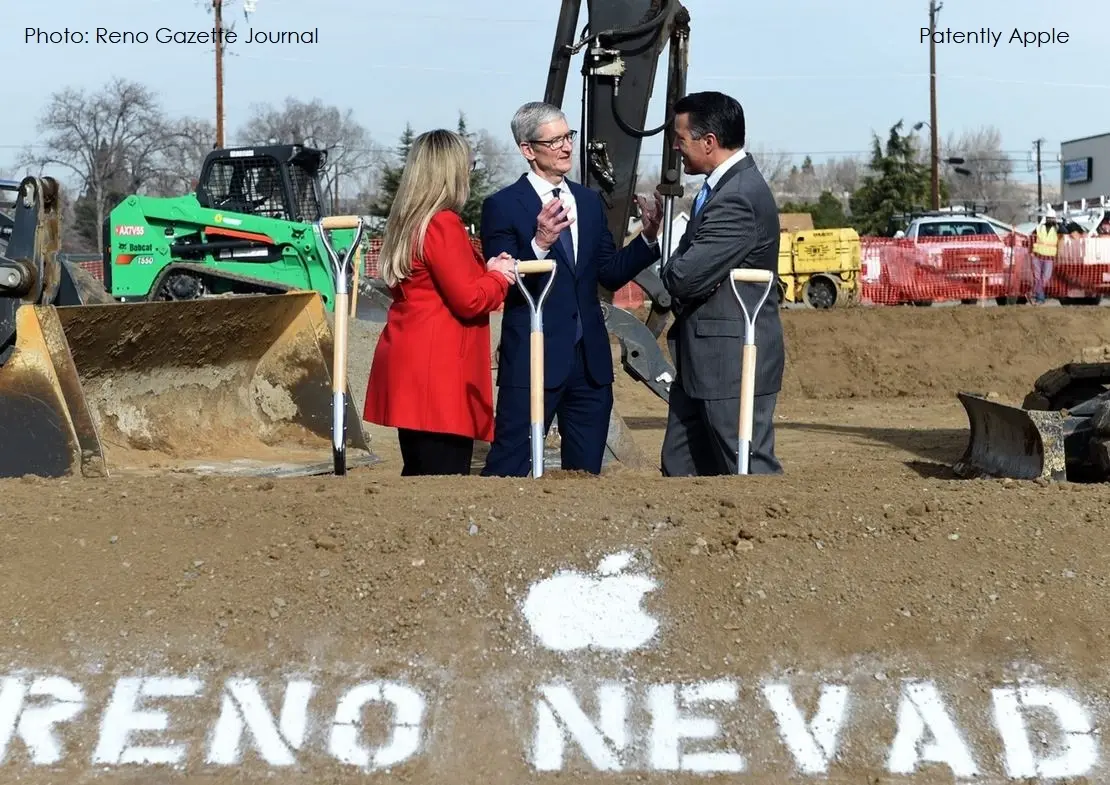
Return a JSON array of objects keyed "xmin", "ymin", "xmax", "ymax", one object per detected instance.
[
  {"xmin": 1034, "ymin": 138, "xmax": 1044, "ymax": 207},
  {"xmin": 928, "ymin": 0, "xmax": 942, "ymax": 210},
  {"xmin": 214, "ymin": 0, "xmax": 225, "ymax": 147}
]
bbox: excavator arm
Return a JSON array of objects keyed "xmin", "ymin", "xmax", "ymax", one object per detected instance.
[{"xmin": 545, "ymin": 0, "xmax": 689, "ymax": 403}]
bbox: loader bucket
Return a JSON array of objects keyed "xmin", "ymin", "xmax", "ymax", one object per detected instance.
[
  {"xmin": 953, "ymin": 391, "xmax": 1071, "ymax": 481},
  {"xmin": 0, "ymin": 291, "xmax": 378, "ymax": 478}
]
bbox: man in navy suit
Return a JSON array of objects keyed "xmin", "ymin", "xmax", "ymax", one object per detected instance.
[{"xmin": 480, "ymin": 101, "xmax": 663, "ymax": 477}]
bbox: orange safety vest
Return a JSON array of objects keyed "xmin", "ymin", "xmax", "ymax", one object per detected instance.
[{"xmin": 1033, "ymin": 225, "xmax": 1058, "ymax": 257}]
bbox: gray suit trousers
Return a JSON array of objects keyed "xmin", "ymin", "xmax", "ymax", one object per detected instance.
[{"xmin": 660, "ymin": 384, "xmax": 782, "ymax": 476}]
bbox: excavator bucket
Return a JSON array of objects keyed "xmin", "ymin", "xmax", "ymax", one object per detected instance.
[
  {"xmin": 954, "ymin": 392, "xmax": 1072, "ymax": 481},
  {"xmin": 0, "ymin": 291, "xmax": 377, "ymax": 478}
]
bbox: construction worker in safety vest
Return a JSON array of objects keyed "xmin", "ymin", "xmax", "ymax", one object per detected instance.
[{"xmin": 1031, "ymin": 207, "xmax": 1058, "ymax": 304}]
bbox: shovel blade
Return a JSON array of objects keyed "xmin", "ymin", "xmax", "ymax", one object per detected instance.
[{"xmin": 954, "ymin": 392, "xmax": 1069, "ymax": 481}]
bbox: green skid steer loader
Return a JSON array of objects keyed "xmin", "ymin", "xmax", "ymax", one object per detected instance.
[{"xmin": 103, "ymin": 144, "xmax": 381, "ymax": 311}]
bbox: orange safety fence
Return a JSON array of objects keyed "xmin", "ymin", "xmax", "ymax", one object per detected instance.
[{"xmin": 859, "ymin": 232, "xmax": 1110, "ymax": 304}]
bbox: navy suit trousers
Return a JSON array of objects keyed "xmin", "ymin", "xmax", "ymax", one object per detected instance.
[{"xmin": 481, "ymin": 342, "xmax": 612, "ymax": 477}]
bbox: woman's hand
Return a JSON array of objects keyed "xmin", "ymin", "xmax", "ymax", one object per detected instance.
[{"xmin": 486, "ymin": 252, "xmax": 517, "ymax": 283}]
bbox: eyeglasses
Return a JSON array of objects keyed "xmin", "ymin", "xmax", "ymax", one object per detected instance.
[{"xmin": 527, "ymin": 130, "xmax": 577, "ymax": 150}]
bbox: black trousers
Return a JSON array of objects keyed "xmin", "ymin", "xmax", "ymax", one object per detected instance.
[{"xmin": 397, "ymin": 429, "xmax": 474, "ymax": 476}]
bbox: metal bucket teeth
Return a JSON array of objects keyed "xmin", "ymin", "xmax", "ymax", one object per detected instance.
[{"xmin": 954, "ymin": 392, "xmax": 1069, "ymax": 481}]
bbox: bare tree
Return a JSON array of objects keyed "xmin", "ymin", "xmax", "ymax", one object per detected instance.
[
  {"xmin": 346, "ymin": 169, "xmax": 384, "ymax": 216},
  {"xmin": 473, "ymin": 129, "xmax": 523, "ymax": 188},
  {"xmin": 819, "ymin": 156, "xmax": 861, "ymax": 196},
  {"xmin": 747, "ymin": 144, "xmax": 792, "ymax": 187},
  {"xmin": 941, "ymin": 125, "xmax": 1015, "ymax": 218},
  {"xmin": 237, "ymin": 98, "xmax": 379, "ymax": 211},
  {"xmin": 21, "ymin": 78, "xmax": 180, "ymax": 251},
  {"xmin": 143, "ymin": 117, "xmax": 217, "ymax": 196}
]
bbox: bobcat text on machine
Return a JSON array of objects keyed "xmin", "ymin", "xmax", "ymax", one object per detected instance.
[{"xmin": 0, "ymin": 176, "xmax": 376, "ymax": 479}]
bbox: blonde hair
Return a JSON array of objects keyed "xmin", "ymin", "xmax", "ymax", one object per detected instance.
[{"xmin": 379, "ymin": 129, "xmax": 472, "ymax": 287}]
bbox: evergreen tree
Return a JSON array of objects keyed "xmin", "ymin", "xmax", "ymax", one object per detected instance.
[
  {"xmin": 456, "ymin": 112, "xmax": 495, "ymax": 232},
  {"xmin": 368, "ymin": 123, "xmax": 415, "ymax": 231},
  {"xmin": 848, "ymin": 120, "xmax": 947, "ymax": 235},
  {"xmin": 779, "ymin": 190, "xmax": 849, "ymax": 229}
]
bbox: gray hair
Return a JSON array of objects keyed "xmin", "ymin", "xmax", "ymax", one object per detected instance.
[{"xmin": 510, "ymin": 101, "xmax": 566, "ymax": 145}]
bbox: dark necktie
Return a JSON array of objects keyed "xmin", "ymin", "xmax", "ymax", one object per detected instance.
[
  {"xmin": 550, "ymin": 187, "xmax": 582, "ymax": 343},
  {"xmin": 551, "ymin": 187, "xmax": 575, "ymax": 265}
]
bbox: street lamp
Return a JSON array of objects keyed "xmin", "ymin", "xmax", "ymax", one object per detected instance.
[
  {"xmin": 914, "ymin": 123, "xmax": 969, "ymax": 195},
  {"xmin": 914, "ymin": 120, "xmax": 947, "ymax": 185}
]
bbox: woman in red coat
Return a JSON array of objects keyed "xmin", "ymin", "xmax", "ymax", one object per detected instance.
[{"xmin": 363, "ymin": 129, "xmax": 517, "ymax": 475}]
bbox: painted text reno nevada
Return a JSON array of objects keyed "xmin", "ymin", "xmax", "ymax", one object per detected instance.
[{"xmin": 0, "ymin": 551, "xmax": 1102, "ymax": 779}]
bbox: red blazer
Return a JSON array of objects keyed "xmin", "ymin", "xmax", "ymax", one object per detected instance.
[{"xmin": 363, "ymin": 209, "xmax": 510, "ymax": 442}]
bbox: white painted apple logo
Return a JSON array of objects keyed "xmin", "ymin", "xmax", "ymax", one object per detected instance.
[{"xmin": 520, "ymin": 550, "xmax": 659, "ymax": 652}]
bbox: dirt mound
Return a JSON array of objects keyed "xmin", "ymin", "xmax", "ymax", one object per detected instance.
[
  {"xmin": 347, "ymin": 304, "xmax": 1110, "ymax": 411},
  {"xmin": 779, "ymin": 306, "xmax": 1110, "ymax": 401}
]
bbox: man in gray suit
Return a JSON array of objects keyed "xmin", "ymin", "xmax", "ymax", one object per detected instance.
[{"xmin": 659, "ymin": 90, "xmax": 785, "ymax": 476}]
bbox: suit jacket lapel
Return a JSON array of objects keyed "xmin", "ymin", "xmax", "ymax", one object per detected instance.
[
  {"xmin": 700, "ymin": 155, "xmax": 751, "ymax": 210},
  {"xmin": 681, "ymin": 155, "xmax": 754, "ymax": 240}
]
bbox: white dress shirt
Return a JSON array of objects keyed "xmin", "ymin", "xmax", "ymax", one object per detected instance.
[
  {"xmin": 703, "ymin": 147, "xmax": 746, "ymax": 193},
  {"xmin": 527, "ymin": 170, "xmax": 659, "ymax": 260},
  {"xmin": 528, "ymin": 170, "xmax": 577, "ymax": 261}
]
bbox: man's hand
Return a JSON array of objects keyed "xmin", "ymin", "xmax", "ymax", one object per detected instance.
[
  {"xmin": 637, "ymin": 192, "xmax": 665, "ymax": 242},
  {"xmin": 534, "ymin": 198, "xmax": 573, "ymax": 250}
]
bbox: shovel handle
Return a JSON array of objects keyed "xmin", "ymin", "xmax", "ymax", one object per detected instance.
[
  {"xmin": 321, "ymin": 215, "xmax": 362, "ymax": 230},
  {"xmin": 731, "ymin": 268, "xmax": 774, "ymax": 284},
  {"xmin": 333, "ymin": 292, "xmax": 349, "ymax": 393},
  {"xmin": 332, "ymin": 289, "xmax": 350, "ymax": 475},
  {"xmin": 530, "ymin": 331, "xmax": 544, "ymax": 425},
  {"xmin": 739, "ymin": 344, "xmax": 757, "ymax": 442},
  {"xmin": 517, "ymin": 260, "xmax": 556, "ymax": 275}
]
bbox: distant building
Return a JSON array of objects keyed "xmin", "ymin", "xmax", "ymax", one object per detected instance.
[
  {"xmin": 779, "ymin": 213, "xmax": 815, "ymax": 232},
  {"xmin": 1060, "ymin": 133, "xmax": 1110, "ymax": 202}
]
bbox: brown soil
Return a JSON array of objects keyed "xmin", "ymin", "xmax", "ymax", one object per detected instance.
[{"xmin": 3, "ymin": 304, "xmax": 1110, "ymax": 783}]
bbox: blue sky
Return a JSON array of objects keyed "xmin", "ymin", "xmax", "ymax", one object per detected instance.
[{"xmin": 6, "ymin": 0, "xmax": 1104, "ymax": 186}]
